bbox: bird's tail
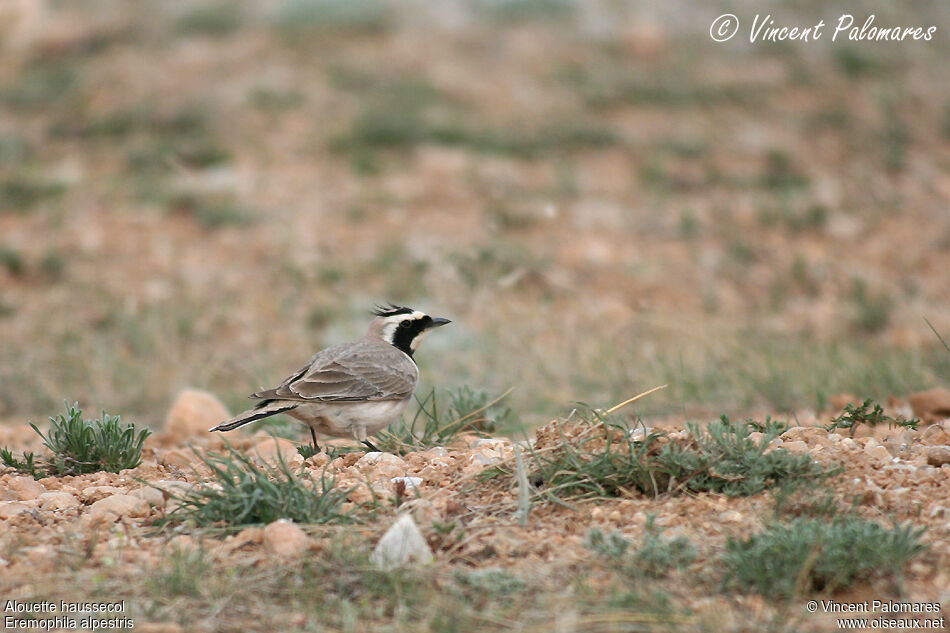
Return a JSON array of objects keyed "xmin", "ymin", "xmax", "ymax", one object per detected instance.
[{"xmin": 208, "ymin": 401, "xmax": 297, "ymax": 433}]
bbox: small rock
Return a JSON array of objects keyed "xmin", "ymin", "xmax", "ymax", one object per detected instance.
[
  {"xmin": 840, "ymin": 438, "xmax": 858, "ymax": 450},
  {"xmin": 909, "ymin": 388, "xmax": 950, "ymax": 423},
  {"xmin": 357, "ymin": 452, "xmax": 407, "ymax": 468},
  {"xmin": 227, "ymin": 526, "xmax": 263, "ymax": 550},
  {"xmin": 164, "ymin": 388, "xmax": 231, "ymax": 442},
  {"xmin": 134, "ymin": 486, "xmax": 165, "ymax": 507},
  {"xmin": 88, "ymin": 494, "xmax": 149, "ymax": 520},
  {"xmin": 865, "ymin": 444, "xmax": 892, "ymax": 462},
  {"xmin": 928, "ymin": 506, "xmax": 949, "ymax": 519},
  {"xmin": 471, "ymin": 451, "xmax": 502, "ymax": 465},
  {"xmin": 719, "ymin": 510, "xmax": 743, "ymax": 523},
  {"xmin": 370, "ymin": 513, "xmax": 433, "ymax": 570},
  {"xmin": 38, "ymin": 491, "xmax": 79, "ymax": 511},
  {"xmin": 79, "ymin": 485, "xmax": 125, "ymax": 503},
  {"xmin": 391, "ymin": 476, "xmax": 423, "ymax": 490},
  {"xmin": 253, "ymin": 438, "xmax": 303, "ymax": 469},
  {"xmin": 629, "ymin": 427, "xmax": 654, "ymax": 442},
  {"xmin": 782, "ymin": 440, "xmax": 809, "ymax": 454},
  {"xmin": 0, "ymin": 502, "xmax": 30, "ymax": 519},
  {"xmin": 8, "ymin": 476, "xmax": 45, "ymax": 501},
  {"xmin": 152, "ymin": 480, "xmax": 194, "ymax": 497},
  {"xmin": 472, "ymin": 438, "xmax": 510, "ymax": 449},
  {"xmin": 304, "ymin": 452, "xmax": 330, "ymax": 469},
  {"xmin": 356, "ymin": 452, "xmax": 408, "ymax": 478},
  {"xmin": 920, "ymin": 423, "xmax": 950, "ymax": 446},
  {"xmin": 262, "ymin": 519, "xmax": 311, "ymax": 558},
  {"xmin": 925, "ymin": 446, "xmax": 950, "ymax": 467}
]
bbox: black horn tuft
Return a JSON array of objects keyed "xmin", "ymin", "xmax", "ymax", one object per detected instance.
[{"xmin": 372, "ymin": 303, "xmax": 414, "ymax": 317}]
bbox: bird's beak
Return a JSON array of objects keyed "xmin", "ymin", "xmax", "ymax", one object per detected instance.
[{"xmin": 428, "ymin": 317, "xmax": 451, "ymax": 329}]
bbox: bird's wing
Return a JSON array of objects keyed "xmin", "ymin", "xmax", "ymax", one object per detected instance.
[{"xmin": 251, "ymin": 341, "xmax": 418, "ymax": 403}]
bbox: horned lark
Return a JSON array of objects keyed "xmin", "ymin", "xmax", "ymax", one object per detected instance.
[{"xmin": 209, "ymin": 305, "xmax": 451, "ymax": 452}]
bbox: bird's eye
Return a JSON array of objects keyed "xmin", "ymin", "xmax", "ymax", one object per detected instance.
[{"xmin": 399, "ymin": 320, "xmax": 411, "ymax": 328}]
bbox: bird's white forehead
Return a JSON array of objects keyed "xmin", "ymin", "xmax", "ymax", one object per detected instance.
[{"xmin": 382, "ymin": 311, "xmax": 426, "ymax": 323}]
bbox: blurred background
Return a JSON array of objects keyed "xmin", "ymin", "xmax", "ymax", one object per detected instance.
[{"xmin": 1, "ymin": 0, "xmax": 948, "ymax": 431}]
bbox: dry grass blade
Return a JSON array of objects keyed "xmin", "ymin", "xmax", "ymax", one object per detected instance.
[
  {"xmin": 514, "ymin": 446, "xmax": 530, "ymax": 526},
  {"xmin": 604, "ymin": 384, "xmax": 668, "ymax": 415}
]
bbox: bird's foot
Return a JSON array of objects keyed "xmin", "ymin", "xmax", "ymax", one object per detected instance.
[{"xmin": 361, "ymin": 439, "xmax": 382, "ymax": 453}]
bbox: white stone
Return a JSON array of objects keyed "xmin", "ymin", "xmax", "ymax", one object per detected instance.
[
  {"xmin": 391, "ymin": 477, "xmax": 423, "ymax": 490},
  {"xmin": 370, "ymin": 513, "xmax": 433, "ymax": 570},
  {"xmin": 629, "ymin": 427, "xmax": 654, "ymax": 442},
  {"xmin": 357, "ymin": 452, "xmax": 407, "ymax": 468}
]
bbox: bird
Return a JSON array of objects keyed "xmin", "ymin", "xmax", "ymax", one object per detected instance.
[{"xmin": 209, "ymin": 305, "xmax": 451, "ymax": 453}]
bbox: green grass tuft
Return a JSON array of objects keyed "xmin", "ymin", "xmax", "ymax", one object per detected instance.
[
  {"xmin": 824, "ymin": 398, "xmax": 918, "ymax": 436},
  {"xmin": 273, "ymin": 0, "xmax": 391, "ymax": 40},
  {"xmin": 587, "ymin": 514, "xmax": 695, "ymax": 578},
  {"xmin": 374, "ymin": 387, "xmax": 510, "ymax": 455},
  {"xmin": 0, "ymin": 245, "xmax": 25, "ymax": 276},
  {"xmin": 723, "ymin": 517, "xmax": 926, "ymax": 599},
  {"xmin": 0, "ymin": 177, "xmax": 67, "ymax": 212},
  {"xmin": 518, "ymin": 411, "xmax": 835, "ymax": 500},
  {"xmin": 0, "ymin": 402, "xmax": 150, "ymax": 477},
  {"xmin": 174, "ymin": 4, "xmax": 244, "ymax": 37},
  {"xmin": 148, "ymin": 546, "xmax": 212, "ymax": 598},
  {"xmin": 157, "ymin": 446, "xmax": 355, "ymax": 527}
]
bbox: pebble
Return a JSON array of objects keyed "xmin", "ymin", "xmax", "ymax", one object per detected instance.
[
  {"xmin": 88, "ymin": 494, "xmax": 149, "ymax": 520},
  {"xmin": 163, "ymin": 388, "xmax": 231, "ymax": 442},
  {"xmin": 0, "ymin": 502, "xmax": 30, "ymax": 519},
  {"xmin": 253, "ymin": 437, "xmax": 304, "ymax": 468},
  {"xmin": 134, "ymin": 486, "xmax": 166, "ymax": 507},
  {"xmin": 782, "ymin": 440, "xmax": 808, "ymax": 454},
  {"xmin": 371, "ymin": 513, "xmax": 433, "ymax": 570},
  {"xmin": 80, "ymin": 486, "xmax": 125, "ymax": 503},
  {"xmin": 38, "ymin": 491, "xmax": 79, "ymax": 511},
  {"xmin": 865, "ymin": 443, "xmax": 892, "ymax": 462},
  {"xmin": 357, "ymin": 452, "xmax": 407, "ymax": 468},
  {"xmin": 925, "ymin": 446, "xmax": 950, "ymax": 467},
  {"xmin": 8, "ymin": 476, "xmax": 45, "ymax": 501},
  {"xmin": 262, "ymin": 519, "xmax": 311, "ymax": 558},
  {"xmin": 391, "ymin": 476, "xmax": 423, "ymax": 490}
]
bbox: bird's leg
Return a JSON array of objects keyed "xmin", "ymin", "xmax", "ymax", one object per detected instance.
[
  {"xmin": 362, "ymin": 439, "xmax": 382, "ymax": 453},
  {"xmin": 309, "ymin": 427, "xmax": 320, "ymax": 454}
]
